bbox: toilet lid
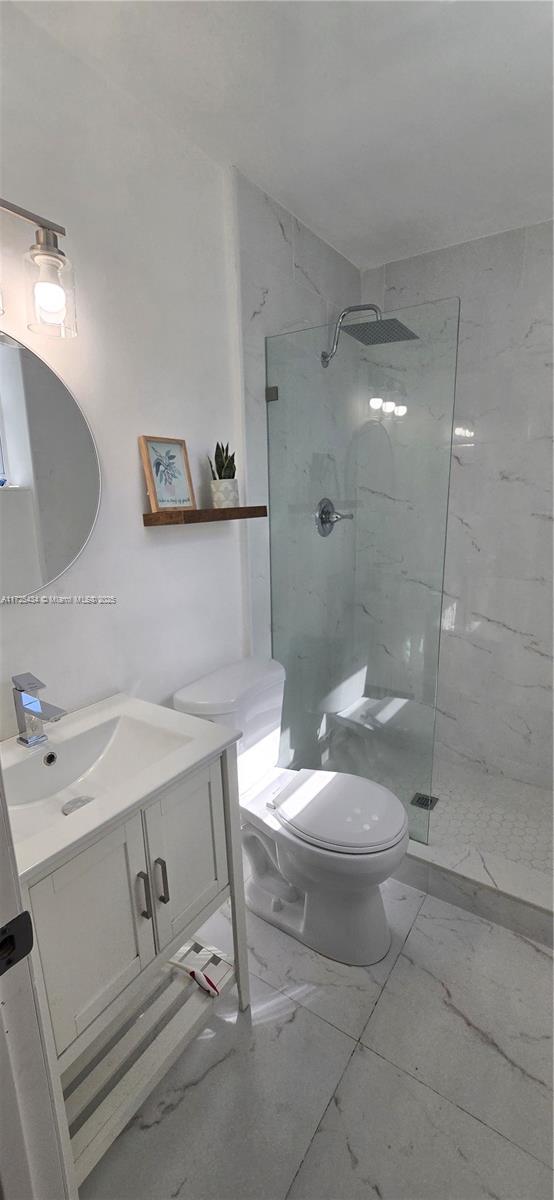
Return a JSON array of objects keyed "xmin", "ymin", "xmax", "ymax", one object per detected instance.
[{"xmin": 272, "ymin": 770, "xmax": 408, "ymax": 854}]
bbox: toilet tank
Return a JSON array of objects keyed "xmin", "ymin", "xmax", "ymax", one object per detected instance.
[{"xmin": 173, "ymin": 658, "xmax": 285, "ymax": 794}]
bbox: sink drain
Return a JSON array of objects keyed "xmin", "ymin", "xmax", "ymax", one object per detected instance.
[{"xmin": 62, "ymin": 795, "xmax": 94, "ymax": 816}]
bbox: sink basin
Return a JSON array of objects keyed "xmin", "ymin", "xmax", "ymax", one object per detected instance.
[
  {"xmin": 1, "ymin": 693, "xmax": 239, "ymax": 882},
  {"xmin": 4, "ymin": 716, "xmax": 189, "ymax": 841}
]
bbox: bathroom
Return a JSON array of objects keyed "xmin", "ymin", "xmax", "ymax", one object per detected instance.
[{"xmin": 0, "ymin": 3, "xmax": 551, "ymax": 1198}]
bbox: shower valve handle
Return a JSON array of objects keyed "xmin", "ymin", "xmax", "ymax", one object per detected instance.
[{"xmin": 315, "ymin": 498, "xmax": 354, "ymax": 537}]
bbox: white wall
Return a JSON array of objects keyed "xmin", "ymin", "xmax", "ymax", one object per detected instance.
[
  {"xmin": 0, "ymin": 5, "xmax": 245, "ymax": 738},
  {"xmin": 234, "ymin": 171, "xmax": 361, "ymax": 656},
  {"xmin": 363, "ymin": 222, "xmax": 553, "ymax": 788}
]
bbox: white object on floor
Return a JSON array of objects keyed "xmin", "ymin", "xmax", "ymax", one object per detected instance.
[{"xmin": 174, "ymin": 658, "xmax": 408, "ymax": 965}]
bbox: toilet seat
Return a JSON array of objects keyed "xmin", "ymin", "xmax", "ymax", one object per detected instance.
[{"xmin": 268, "ymin": 769, "xmax": 408, "ymax": 855}]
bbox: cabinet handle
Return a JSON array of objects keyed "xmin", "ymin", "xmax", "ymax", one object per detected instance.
[
  {"xmin": 137, "ymin": 870, "xmax": 153, "ymax": 920},
  {"xmin": 155, "ymin": 857, "xmax": 170, "ymax": 904}
]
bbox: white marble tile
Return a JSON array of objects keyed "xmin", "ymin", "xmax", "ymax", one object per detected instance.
[
  {"xmin": 360, "ymin": 264, "xmax": 385, "ymax": 310},
  {"xmin": 424, "ymin": 862, "xmax": 554, "ymax": 949},
  {"xmin": 382, "ymin": 222, "xmax": 553, "ymax": 790},
  {"xmin": 362, "ymin": 894, "xmax": 553, "ymax": 1165},
  {"xmin": 292, "ymin": 216, "xmax": 360, "ymax": 316},
  {"xmin": 81, "ymin": 975, "xmax": 354, "ymax": 1200},
  {"xmin": 239, "ymin": 255, "xmax": 328, "ymax": 659},
  {"xmin": 234, "ymin": 170, "xmax": 365, "ymax": 661},
  {"xmin": 409, "ymin": 838, "xmax": 553, "ymax": 913},
  {"xmin": 198, "ymin": 878, "xmax": 425, "ymax": 1040},
  {"xmin": 289, "ymin": 1043, "xmax": 554, "ymax": 1200},
  {"xmin": 235, "ymin": 170, "xmax": 294, "ymax": 279}
]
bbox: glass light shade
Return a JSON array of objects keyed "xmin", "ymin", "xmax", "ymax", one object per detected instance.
[
  {"xmin": 25, "ymin": 248, "xmax": 77, "ymax": 337},
  {"xmin": 369, "ymin": 396, "xmax": 383, "ymax": 410},
  {"xmin": 394, "ymin": 404, "xmax": 408, "ymax": 416},
  {"xmin": 382, "ymin": 400, "xmax": 396, "ymax": 414}
]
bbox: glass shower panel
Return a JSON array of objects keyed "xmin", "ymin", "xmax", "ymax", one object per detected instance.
[{"xmin": 266, "ymin": 298, "xmax": 459, "ymax": 843}]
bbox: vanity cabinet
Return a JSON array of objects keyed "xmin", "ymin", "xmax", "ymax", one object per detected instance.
[
  {"xmin": 29, "ymin": 760, "xmax": 229, "ymax": 1058},
  {"xmin": 143, "ymin": 762, "xmax": 228, "ymax": 949},
  {"xmin": 29, "ymin": 814, "xmax": 155, "ymax": 1056}
]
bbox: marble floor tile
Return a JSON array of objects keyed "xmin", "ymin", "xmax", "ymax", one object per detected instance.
[
  {"xmin": 361, "ymin": 895, "xmax": 553, "ymax": 1166},
  {"xmin": 423, "ymin": 860, "xmax": 554, "ymax": 948},
  {"xmin": 81, "ymin": 975, "xmax": 355, "ymax": 1200},
  {"xmin": 408, "ymin": 835, "xmax": 553, "ymax": 911},
  {"xmin": 199, "ymin": 878, "xmax": 425, "ymax": 1040},
  {"xmin": 288, "ymin": 1043, "xmax": 554, "ymax": 1200}
]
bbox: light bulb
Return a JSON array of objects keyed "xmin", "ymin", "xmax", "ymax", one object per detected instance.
[
  {"xmin": 25, "ymin": 232, "xmax": 77, "ymax": 337},
  {"xmin": 394, "ymin": 404, "xmax": 407, "ymax": 417},
  {"xmin": 454, "ymin": 425, "xmax": 475, "ymax": 439},
  {"xmin": 369, "ymin": 397, "xmax": 383, "ymax": 411},
  {"xmin": 382, "ymin": 400, "xmax": 395, "ymax": 414},
  {"xmin": 34, "ymin": 280, "xmax": 66, "ymax": 323}
]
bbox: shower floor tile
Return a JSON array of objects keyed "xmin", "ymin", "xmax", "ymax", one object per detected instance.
[
  {"xmin": 425, "ymin": 758, "xmax": 554, "ymax": 910},
  {"xmin": 433, "ymin": 759, "xmax": 553, "ymax": 874}
]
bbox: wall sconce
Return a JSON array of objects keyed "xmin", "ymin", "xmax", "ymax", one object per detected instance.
[
  {"xmin": 454, "ymin": 423, "xmax": 475, "ymax": 444},
  {"xmin": 0, "ymin": 197, "xmax": 77, "ymax": 338},
  {"xmin": 369, "ymin": 395, "xmax": 408, "ymax": 419}
]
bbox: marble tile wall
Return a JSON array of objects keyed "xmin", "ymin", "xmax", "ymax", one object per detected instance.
[
  {"xmin": 363, "ymin": 222, "xmax": 553, "ymax": 789},
  {"xmin": 233, "ymin": 170, "xmax": 361, "ymax": 659},
  {"xmin": 236, "ymin": 179, "xmax": 552, "ymax": 793}
]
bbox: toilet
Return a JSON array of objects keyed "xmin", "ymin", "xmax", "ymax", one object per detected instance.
[{"xmin": 174, "ymin": 658, "xmax": 408, "ymax": 966}]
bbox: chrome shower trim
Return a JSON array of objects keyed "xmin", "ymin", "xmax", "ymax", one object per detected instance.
[{"xmin": 321, "ymin": 303, "xmax": 383, "ymax": 367}]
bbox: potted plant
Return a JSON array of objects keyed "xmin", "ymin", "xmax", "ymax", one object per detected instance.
[{"xmin": 208, "ymin": 442, "xmax": 239, "ymax": 508}]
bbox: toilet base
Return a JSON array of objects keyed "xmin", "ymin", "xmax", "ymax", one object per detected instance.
[{"xmin": 244, "ymin": 873, "xmax": 392, "ymax": 966}]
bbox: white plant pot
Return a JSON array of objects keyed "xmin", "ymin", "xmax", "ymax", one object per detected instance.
[{"xmin": 210, "ymin": 478, "xmax": 239, "ymax": 508}]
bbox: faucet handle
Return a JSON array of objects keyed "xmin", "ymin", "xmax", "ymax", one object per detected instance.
[{"xmin": 12, "ymin": 673, "xmax": 46, "ymax": 693}]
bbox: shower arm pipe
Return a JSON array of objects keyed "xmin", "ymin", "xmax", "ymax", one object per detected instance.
[{"xmin": 321, "ymin": 303, "xmax": 383, "ymax": 367}]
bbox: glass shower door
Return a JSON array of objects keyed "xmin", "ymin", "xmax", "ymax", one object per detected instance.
[{"xmin": 266, "ymin": 298, "xmax": 459, "ymax": 842}]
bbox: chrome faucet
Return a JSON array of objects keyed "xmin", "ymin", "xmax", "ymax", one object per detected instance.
[{"xmin": 12, "ymin": 673, "xmax": 66, "ymax": 747}]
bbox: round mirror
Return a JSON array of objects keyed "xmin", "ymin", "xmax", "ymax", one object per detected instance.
[{"xmin": 0, "ymin": 334, "xmax": 100, "ymax": 594}]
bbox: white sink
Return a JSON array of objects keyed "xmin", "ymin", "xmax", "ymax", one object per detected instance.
[{"xmin": 1, "ymin": 693, "xmax": 239, "ymax": 882}]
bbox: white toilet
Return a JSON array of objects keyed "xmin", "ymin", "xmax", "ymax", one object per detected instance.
[{"xmin": 174, "ymin": 658, "xmax": 408, "ymax": 966}]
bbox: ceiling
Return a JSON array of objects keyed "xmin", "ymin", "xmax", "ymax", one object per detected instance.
[{"xmin": 18, "ymin": 1, "xmax": 553, "ymax": 268}]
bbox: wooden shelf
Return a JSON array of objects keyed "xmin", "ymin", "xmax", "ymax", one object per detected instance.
[{"xmin": 143, "ymin": 505, "xmax": 267, "ymax": 527}]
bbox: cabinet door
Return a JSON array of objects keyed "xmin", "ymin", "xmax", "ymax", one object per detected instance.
[
  {"xmin": 29, "ymin": 814, "xmax": 156, "ymax": 1056},
  {"xmin": 144, "ymin": 761, "xmax": 229, "ymax": 950}
]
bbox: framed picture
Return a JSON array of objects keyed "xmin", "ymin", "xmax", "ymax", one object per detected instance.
[{"xmin": 139, "ymin": 436, "xmax": 196, "ymax": 512}]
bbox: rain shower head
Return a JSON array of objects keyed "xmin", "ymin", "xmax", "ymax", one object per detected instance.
[
  {"xmin": 321, "ymin": 303, "xmax": 418, "ymax": 366},
  {"xmin": 343, "ymin": 317, "xmax": 418, "ymax": 347}
]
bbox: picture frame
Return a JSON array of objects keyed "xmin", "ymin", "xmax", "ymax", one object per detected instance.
[{"xmin": 139, "ymin": 436, "xmax": 196, "ymax": 512}]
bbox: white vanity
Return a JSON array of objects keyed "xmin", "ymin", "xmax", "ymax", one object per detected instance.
[{"xmin": 4, "ymin": 693, "xmax": 249, "ymax": 1198}]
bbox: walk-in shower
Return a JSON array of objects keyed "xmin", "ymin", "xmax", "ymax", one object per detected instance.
[{"xmin": 266, "ymin": 297, "xmax": 460, "ymax": 843}]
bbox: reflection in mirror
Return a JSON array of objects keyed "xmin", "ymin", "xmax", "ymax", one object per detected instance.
[{"xmin": 0, "ymin": 335, "xmax": 100, "ymax": 593}]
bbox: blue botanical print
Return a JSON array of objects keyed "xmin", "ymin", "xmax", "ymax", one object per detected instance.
[{"xmin": 151, "ymin": 445, "xmax": 181, "ymax": 487}]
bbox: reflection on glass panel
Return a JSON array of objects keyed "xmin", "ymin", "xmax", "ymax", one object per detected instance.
[{"xmin": 266, "ymin": 299, "xmax": 460, "ymax": 843}]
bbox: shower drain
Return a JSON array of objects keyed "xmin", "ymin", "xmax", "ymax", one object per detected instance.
[
  {"xmin": 62, "ymin": 795, "xmax": 94, "ymax": 816},
  {"xmin": 411, "ymin": 792, "xmax": 439, "ymax": 811}
]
